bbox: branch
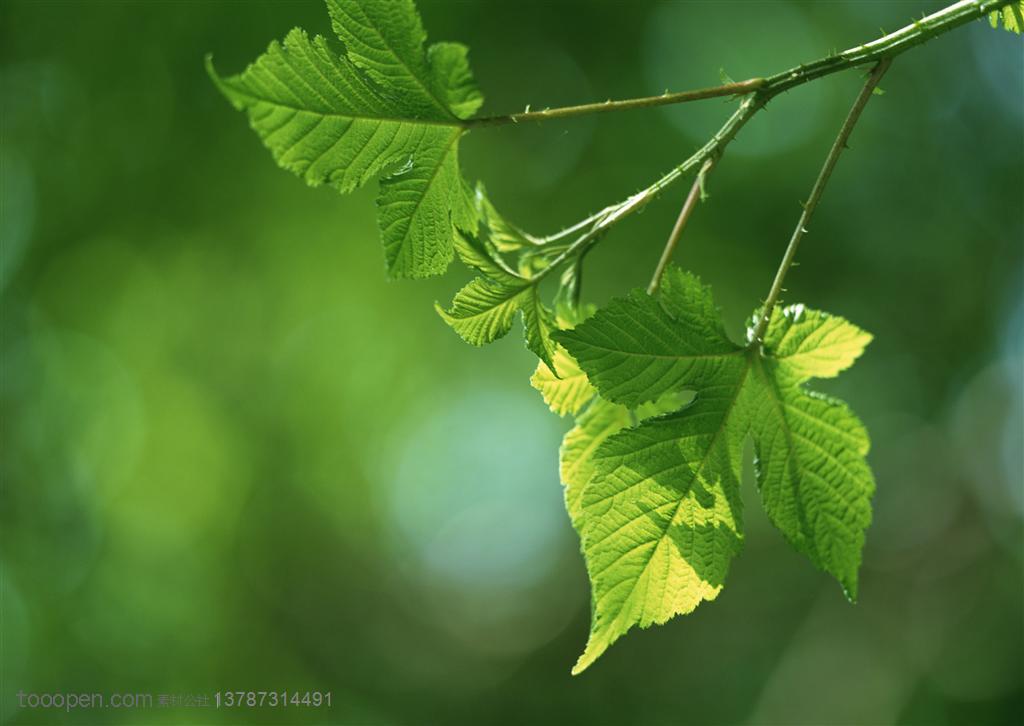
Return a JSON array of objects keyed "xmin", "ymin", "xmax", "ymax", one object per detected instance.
[
  {"xmin": 466, "ymin": 79, "xmax": 765, "ymax": 128},
  {"xmin": 763, "ymin": 0, "xmax": 1011, "ymax": 95},
  {"xmin": 526, "ymin": 94, "xmax": 764, "ymax": 285},
  {"xmin": 524, "ymin": 0, "xmax": 1007, "ymax": 284},
  {"xmin": 749, "ymin": 59, "xmax": 893, "ymax": 345},
  {"xmin": 465, "ymin": 1, "xmax": 1007, "ymax": 131},
  {"xmin": 648, "ymin": 158, "xmax": 714, "ymax": 295}
]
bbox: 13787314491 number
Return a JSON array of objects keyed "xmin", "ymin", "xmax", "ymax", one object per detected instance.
[{"xmin": 214, "ymin": 691, "xmax": 331, "ymax": 708}]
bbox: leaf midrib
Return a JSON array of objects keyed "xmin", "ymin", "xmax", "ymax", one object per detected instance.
[
  {"xmin": 591, "ymin": 362, "xmax": 750, "ymax": 632},
  {"xmin": 750, "ymin": 355, "xmax": 814, "ymax": 553},
  {"xmin": 222, "ymin": 84, "xmax": 464, "ymax": 127},
  {"xmin": 446, "ymin": 287, "xmax": 526, "ymax": 323},
  {"xmin": 574, "ymin": 341, "xmax": 746, "ymax": 362},
  {"xmin": 384, "ymin": 128, "xmax": 463, "ymax": 265}
]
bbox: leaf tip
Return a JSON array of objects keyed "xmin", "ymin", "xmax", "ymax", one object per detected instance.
[
  {"xmin": 204, "ymin": 52, "xmax": 223, "ymax": 87},
  {"xmin": 433, "ymin": 299, "xmax": 459, "ymax": 328},
  {"xmin": 570, "ymin": 651, "xmax": 596, "ymax": 676},
  {"xmin": 204, "ymin": 53, "xmax": 245, "ymax": 111},
  {"xmin": 841, "ymin": 574, "xmax": 860, "ymax": 603}
]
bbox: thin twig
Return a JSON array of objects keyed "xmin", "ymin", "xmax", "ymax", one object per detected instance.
[
  {"xmin": 749, "ymin": 58, "xmax": 893, "ymax": 345},
  {"xmin": 498, "ymin": 0, "xmax": 1006, "ymax": 262},
  {"xmin": 648, "ymin": 158, "xmax": 715, "ymax": 295},
  {"xmin": 465, "ymin": 79, "xmax": 765, "ymax": 129},
  {"xmin": 506, "ymin": 0, "xmax": 1006, "ymax": 293},
  {"xmin": 527, "ymin": 95, "xmax": 763, "ymax": 284}
]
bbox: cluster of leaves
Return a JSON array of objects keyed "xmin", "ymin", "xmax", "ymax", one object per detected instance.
[
  {"xmin": 208, "ymin": 0, "xmax": 1016, "ymax": 673},
  {"xmin": 207, "ymin": 0, "xmax": 482, "ymax": 280},
  {"xmin": 207, "ymin": 0, "xmax": 563, "ymax": 366},
  {"xmin": 541, "ymin": 270, "xmax": 874, "ymax": 673}
]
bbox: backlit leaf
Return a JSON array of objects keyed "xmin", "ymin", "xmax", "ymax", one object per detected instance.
[
  {"xmin": 207, "ymin": 0, "xmax": 482, "ymax": 279},
  {"xmin": 558, "ymin": 266, "xmax": 876, "ymax": 673}
]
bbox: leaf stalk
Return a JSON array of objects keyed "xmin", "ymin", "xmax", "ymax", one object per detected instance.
[
  {"xmin": 648, "ymin": 158, "xmax": 715, "ymax": 296},
  {"xmin": 749, "ymin": 58, "xmax": 893, "ymax": 345},
  {"xmin": 478, "ymin": 0, "xmax": 1007, "ymax": 276}
]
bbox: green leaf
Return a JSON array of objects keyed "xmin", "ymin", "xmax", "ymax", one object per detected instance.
[
  {"xmin": 441, "ymin": 208, "xmax": 559, "ymax": 371},
  {"xmin": 531, "ymin": 345, "xmax": 595, "ymax": 417},
  {"xmin": 759, "ymin": 303, "xmax": 872, "ymax": 379},
  {"xmin": 206, "ymin": 0, "xmax": 482, "ymax": 279},
  {"xmin": 571, "ymin": 388, "xmax": 746, "ymax": 675},
  {"xmin": 520, "ymin": 288, "xmax": 559, "ymax": 373},
  {"xmin": 560, "ymin": 392, "xmax": 689, "ymax": 527},
  {"xmin": 473, "ymin": 184, "xmax": 539, "ymax": 253},
  {"xmin": 452, "ymin": 229, "xmax": 520, "ymax": 282},
  {"xmin": 990, "ymin": 1, "xmax": 1024, "ymax": 33},
  {"xmin": 434, "ymin": 278, "xmax": 527, "ymax": 346},
  {"xmin": 435, "ymin": 274, "xmax": 558, "ymax": 373},
  {"xmin": 560, "ymin": 266, "xmax": 876, "ymax": 674},
  {"xmin": 560, "ymin": 399, "xmax": 633, "ymax": 525},
  {"xmin": 324, "ymin": 0, "xmax": 482, "ymax": 120},
  {"xmin": 742, "ymin": 358, "xmax": 874, "ymax": 601},
  {"xmin": 552, "ymin": 268, "xmax": 743, "ymax": 407}
]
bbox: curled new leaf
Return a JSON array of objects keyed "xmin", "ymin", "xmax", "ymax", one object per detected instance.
[
  {"xmin": 437, "ymin": 209, "xmax": 560, "ymax": 372},
  {"xmin": 435, "ymin": 278, "xmax": 526, "ymax": 346}
]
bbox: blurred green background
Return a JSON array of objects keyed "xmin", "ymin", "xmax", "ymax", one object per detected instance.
[{"xmin": 2, "ymin": 1, "xmax": 1022, "ymax": 724}]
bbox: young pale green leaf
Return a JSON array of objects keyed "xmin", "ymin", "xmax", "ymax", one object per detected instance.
[
  {"xmin": 520, "ymin": 289, "xmax": 559, "ymax": 373},
  {"xmin": 561, "ymin": 399, "xmax": 633, "ymax": 525},
  {"xmin": 571, "ymin": 361, "xmax": 748, "ymax": 675},
  {"xmin": 206, "ymin": 0, "xmax": 482, "ymax": 279},
  {"xmin": 759, "ymin": 303, "xmax": 872, "ymax": 380},
  {"xmin": 435, "ymin": 278, "xmax": 528, "ymax": 346},
  {"xmin": 436, "ymin": 276, "xmax": 558, "ymax": 372},
  {"xmin": 990, "ymin": 1, "xmax": 1024, "ymax": 32},
  {"xmin": 566, "ymin": 265, "xmax": 875, "ymax": 674},
  {"xmin": 531, "ymin": 345, "xmax": 595, "ymax": 417},
  {"xmin": 560, "ymin": 393, "xmax": 689, "ymax": 526},
  {"xmin": 553, "ymin": 269, "xmax": 743, "ymax": 407}
]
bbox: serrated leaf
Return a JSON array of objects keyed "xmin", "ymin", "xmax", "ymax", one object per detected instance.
[
  {"xmin": 561, "ymin": 399, "xmax": 634, "ymax": 525},
  {"xmin": 560, "ymin": 392, "xmax": 689, "ymax": 526},
  {"xmin": 759, "ymin": 303, "xmax": 872, "ymax": 379},
  {"xmin": 520, "ymin": 288, "xmax": 559, "ymax": 373},
  {"xmin": 452, "ymin": 229, "xmax": 520, "ymax": 283},
  {"xmin": 563, "ymin": 265, "xmax": 876, "ymax": 674},
  {"xmin": 572, "ymin": 386, "xmax": 746, "ymax": 675},
  {"xmin": 553, "ymin": 268, "xmax": 744, "ymax": 407},
  {"xmin": 436, "ymin": 275, "xmax": 558, "ymax": 372},
  {"xmin": 207, "ymin": 0, "xmax": 482, "ymax": 279},
  {"xmin": 531, "ymin": 345, "xmax": 595, "ymax": 417},
  {"xmin": 324, "ymin": 0, "xmax": 482, "ymax": 120},
  {"xmin": 434, "ymin": 278, "xmax": 527, "ymax": 346},
  {"xmin": 474, "ymin": 183, "xmax": 538, "ymax": 253},
  {"xmin": 990, "ymin": 1, "xmax": 1024, "ymax": 32},
  {"xmin": 742, "ymin": 359, "xmax": 874, "ymax": 600}
]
